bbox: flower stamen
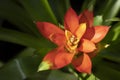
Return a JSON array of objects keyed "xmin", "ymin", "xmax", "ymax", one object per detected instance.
[{"xmin": 65, "ymin": 30, "xmax": 79, "ymax": 53}]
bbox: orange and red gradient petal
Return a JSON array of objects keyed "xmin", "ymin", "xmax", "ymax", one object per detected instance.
[
  {"xmin": 49, "ymin": 33, "xmax": 66, "ymax": 46},
  {"xmin": 43, "ymin": 46, "xmax": 74, "ymax": 69},
  {"xmin": 64, "ymin": 8, "xmax": 79, "ymax": 33},
  {"xmin": 72, "ymin": 53, "xmax": 92, "ymax": 74},
  {"xmin": 78, "ymin": 39, "xmax": 96, "ymax": 53},
  {"xmin": 90, "ymin": 26, "xmax": 110, "ymax": 43},
  {"xmin": 43, "ymin": 48, "xmax": 58, "ymax": 69},
  {"xmin": 79, "ymin": 10, "xmax": 93, "ymax": 28},
  {"xmin": 54, "ymin": 47, "xmax": 75, "ymax": 69},
  {"xmin": 36, "ymin": 22, "xmax": 64, "ymax": 39},
  {"xmin": 38, "ymin": 47, "xmax": 58, "ymax": 71}
]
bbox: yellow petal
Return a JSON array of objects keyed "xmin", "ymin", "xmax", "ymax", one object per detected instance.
[{"xmin": 75, "ymin": 23, "xmax": 86, "ymax": 40}]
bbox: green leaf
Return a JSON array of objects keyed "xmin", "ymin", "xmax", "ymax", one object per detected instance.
[
  {"xmin": 0, "ymin": 27, "xmax": 55, "ymax": 50},
  {"xmin": 18, "ymin": 56, "xmax": 41, "ymax": 76},
  {"xmin": 105, "ymin": 17, "xmax": 120, "ymax": 22},
  {"xmin": 103, "ymin": 0, "xmax": 120, "ymax": 22},
  {"xmin": 87, "ymin": 74, "xmax": 100, "ymax": 80},
  {"xmin": 0, "ymin": 0, "xmax": 28, "ymax": 31},
  {"xmin": 93, "ymin": 57, "xmax": 120, "ymax": 80},
  {"xmin": 0, "ymin": 60, "xmax": 26, "ymax": 80},
  {"xmin": 0, "ymin": 0, "xmax": 39, "ymax": 36},
  {"xmin": 48, "ymin": 0, "xmax": 70, "ymax": 24},
  {"xmin": 18, "ymin": 0, "xmax": 57, "ymax": 24},
  {"xmin": 26, "ymin": 71, "xmax": 51, "ymax": 80},
  {"xmin": 0, "ymin": 55, "xmax": 45, "ymax": 80},
  {"xmin": 47, "ymin": 70, "xmax": 77, "ymax": 80},
  {"xmin": 81, "ymin": 0, "xmax": 96, "ymax": 11},
  {"xmin": 26, "ymin": 70, "xmax": 77, "ymax": 80},
  {"xmin": 94, "ymin": 64, "xmax": 120, "ymax": 80},
  {"xmin": 17, "ymin": 48, "xmax": 36, "ymax": 57},
  {"xmin": 0, "ymin": 61, "xmax": 4, "ymax": 68},
  {"xmin": 99, "ymin": 42, "xmax": 120, "ymax": 63},
  {"xmin": 93, "ymin": 15, "xmax": 103, "ymax": 26},
  {"xmin": 96, "ymin": 0, "xmax": 120, "ymax": 25},
  {"xmin": 77, "ymin": 73, "xmax": 100, "ymax": 80}
]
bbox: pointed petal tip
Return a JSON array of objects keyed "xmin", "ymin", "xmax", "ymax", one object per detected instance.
[
  {"xmin": 36, "ymin": 21, "xmax": 42, "ymax": 26},
  {"xmin": 91, "ymin": 26, "xmax": 110, "ymax": 43},
  {"xmin": 80, "ymin": 67, "xmax": 92, "ymax": 74},
  {"xmin": 103, "ymin": 26, "xmax": 110, "ymax": 31},
  {"xmin": 72, "ymin": 53, "xmax": 92, "ymax": 74},
  {"xmin": 85, "ymin": 70, "xmax": 92, "ymax": 74},
  {"xmin": 37, "ymin": 61, "xmax": 51, "ymax": 72},
  {"xmin": 79, "ymin": 10, "xmax": 93, "ymax": 28},
  {"xmin": 64, "ymin": 7, "xmax": 79, "ymax": 33},
  {"xmin": 69, "ymin": 7, "xmax": 74, "ymax": 11}
]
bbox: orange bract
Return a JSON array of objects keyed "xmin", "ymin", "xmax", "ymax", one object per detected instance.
[{"xmin": 36, "ymin": 8, "xmax": 109, "ymax": 74}]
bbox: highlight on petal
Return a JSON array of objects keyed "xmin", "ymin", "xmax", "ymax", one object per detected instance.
[
  {"xmin": 79, "ymin": 10, "xmax": 93, "ymax": 28},
  {"xmin": 64, "ymin": 8, "xmax": 79, "ymax": 33},
  {"xmin": 75, "ymin": 23, "xmax": 86, "ymax": 40},
  {"xmin": 90, "ymin": 26, "xmax": 110, "ymax": 43},
  {"xmin": 49, "ymin": 33, "xmax": 65, "ymax": 46},
  {"xmin": 36, "ymin": 22, "xmax": 64, "ymax": 39},
  {"xmin": 78, "ymin": 39, "xmax": 96, "ymax": 53},
  {"xmin": 72, "ymin": 53, "xmax": 92, "ymax": 74}
]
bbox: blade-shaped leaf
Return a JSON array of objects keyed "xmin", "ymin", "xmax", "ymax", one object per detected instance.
[
  {"xmin": 48, "ymin": 0, "xmax": 70, "ymax": 24},
  {"xmin": 81, "ymin": 0, "xmax": 96, "ymax": 11},
  {"xmin": 46, "ymin": 70, "xmax": 77, "ymax": 80},
  {"xmin": 93, "ymin": 57, "xmax": 120, "ymax": 80},
  {"xmin": 0, "ymin": 55, "xmax": 48, "ymax": 80},
  {"xmin": 0, "ymin": 60, "xmax": 26, "ymax": 80},
  {"xmin": 0, "ymin": 27, "xmax": 55, "ymax": 50},
  {"xmin": 95, "ymin": 0, "xmax": 120, "ymax": 25},
  {"xmin": 105, "ymin": 17, "xmax": 120, "ymax": 22},
  {"xmin": 103, "ymin": 0, "xmax": 120, "ymax": 25},
  {"xmin": 99, "ymin": 41, "xmax": 120, "ymax": 63},
  {"xmin": 0, "ymin": 0, "xmax": 40, "ymax": 36},
  {"xmin": 18, "ymin": 0, "xmax": 57, "ymax": 24}
]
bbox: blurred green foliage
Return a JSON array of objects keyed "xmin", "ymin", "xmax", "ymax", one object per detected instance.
[{"xmin": 0, "ymin": 0, "xmax": 120, "ymax": 80}]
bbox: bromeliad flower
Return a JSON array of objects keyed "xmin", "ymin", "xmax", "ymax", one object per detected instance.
[{"xmin": 36, "ymin": 8, "xmax": 109, "ymax": 74}]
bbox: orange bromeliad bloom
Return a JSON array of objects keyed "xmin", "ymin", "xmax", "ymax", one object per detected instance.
[{"xmin": 36, "ymin": 8, "xmax": 109, "ymax": 74}]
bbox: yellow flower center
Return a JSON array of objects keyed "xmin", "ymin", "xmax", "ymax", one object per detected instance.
[
  {"xmin": 65, "ymin": 30, "xmax": 79, "ymax": 53},
  {"xmin": 65, "ymin": 23, "xmax": 87, "ymax": 53}
]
